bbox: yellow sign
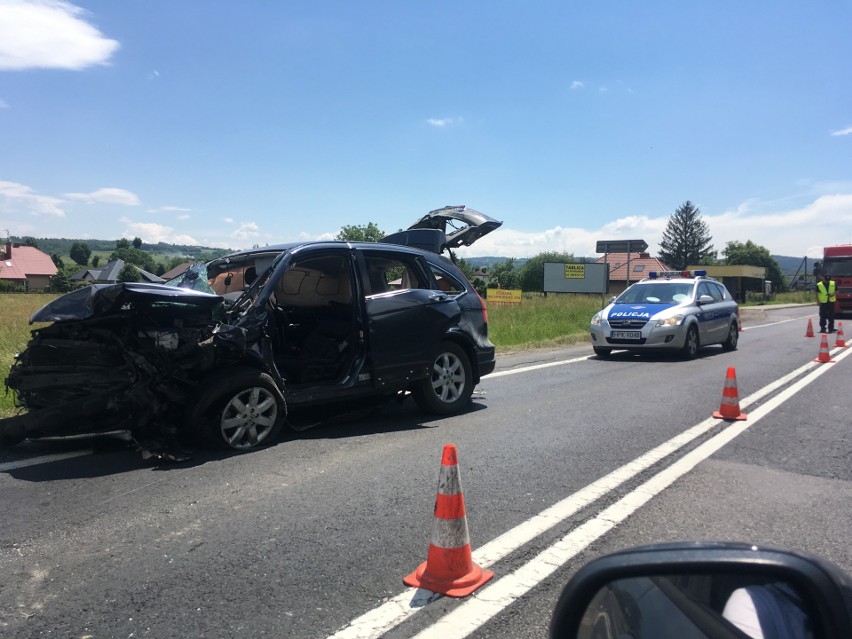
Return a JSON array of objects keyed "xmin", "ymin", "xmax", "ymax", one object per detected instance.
[
  {"xmin": 564, "ymin": 264, "xmax": 585, "ymax": 279},
  {"xmin": 486, "ymin": 288, "xmax": 522, "ymax": 304}
]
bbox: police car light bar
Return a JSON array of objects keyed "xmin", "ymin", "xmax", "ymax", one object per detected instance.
[{"xmin": 649, "ymin": 270, "xmax": 708, "ymax": 279}]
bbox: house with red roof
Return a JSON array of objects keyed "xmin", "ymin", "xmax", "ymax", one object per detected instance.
[
  {"xmin": 595, "ymin": 251, "xmax": 672, "ymax": 296},
  {"xmin": 0, "ymin": 240, "xmax": 58, "ymax": 291}
]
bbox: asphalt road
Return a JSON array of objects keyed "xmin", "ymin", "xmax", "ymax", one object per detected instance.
[{"xmin": 1, "ymin": 304, "xmax": 850, "ymax": 638}]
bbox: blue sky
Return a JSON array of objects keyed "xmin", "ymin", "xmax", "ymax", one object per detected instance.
[{"xmin": 1, "ymin": 1, "xmax": 851, "ymax": 259}]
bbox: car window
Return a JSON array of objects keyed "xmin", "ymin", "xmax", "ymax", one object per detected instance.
[
  {"xmin": 362, "ymin": 252, "xmax": 429, "ymax": 295},
  {"xmin": 617, "ymin": 283, "xmax": 692, "ymax": 305},
  {"xmin": 713, "ymin": 282, "xmax": 731, "ymax": 301},
  {"xmin": 274, "ymin": 254, "xmax": 353, "ymax": 307},
  {"xmin": 427, "ymin": 264, "xmax": 465, "ymax": 294},
  {"xmin": 699, "ymin": 282, "xmax": 723, "ymax": 302}
]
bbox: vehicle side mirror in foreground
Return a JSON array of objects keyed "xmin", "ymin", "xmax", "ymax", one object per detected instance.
[
  {"xmin": 550, "ymin": 542, "xmax": 852, "ymax": 639},
  {"xmin": 697, "ymin": 294, "xmax": 715, "ymax": 306}
]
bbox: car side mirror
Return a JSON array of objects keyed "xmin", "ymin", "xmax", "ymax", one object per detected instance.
[
  {"xmin": 608, "ymin": 296, "xmax": 616, "ymax": 305},
  {"xmin": 698, "ymin": 294, "xmax": 715, "ymax": 305},
  {"xmin": 550, "ymin": 542, "xmax": 852, "ymax": 639}
]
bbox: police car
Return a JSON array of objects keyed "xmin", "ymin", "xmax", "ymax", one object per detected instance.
[{"xmin": 590, "ymin": 270, "xmax": 739, "ymax": 358}]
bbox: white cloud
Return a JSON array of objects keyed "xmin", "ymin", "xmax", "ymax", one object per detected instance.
[
  {"xmin": 570, "ymin": 80, "xmax": 584, "ymax": 90},
  {"xmin": 0, "ymin": 0, "xmax": 119, "ymax": 70},
  {"xmin": 456, "ymin": 194, "xmax": 852, "ymax": 260},
  {"xmin": 64, "ymin": 187, "xmax": 140, "ymax": 205},
  {"xmin": 177, "ymin": 214, "xmax": 190, "ymax": 221},
  {"xmin": 427, "ymin": 117, "xmax": 463, "ymax": 128},
  {"xmin": 232, "ymin": 222, "xmax": 260, "ymax": 240},
  {"xmin": 0, "ymin": 180, "xmax": 65, "ymax": 217},
  {"xmin": 0, "ymin": 98, "xmax": 8, "ymax": 108},
  {"xmin": 223, "ymin": 217, "xmax": 234, "ymax": 224},
  {"xmin": 831, "ymin": 127, "xmax": 852, "ymax": 137},
  {"xmin": 148, "ymin": 205, "xmax": 191, "ymax": 213},
  {"xmin": 119, "ymin": 219, "xmax": 198, "ymax": 245}
]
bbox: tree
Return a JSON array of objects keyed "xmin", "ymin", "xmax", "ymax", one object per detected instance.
[
  {"xmin": 92, "ymin": 255, "xmax": 100, "ymax": 268},
  {"xmin": 49, "ymin": 271, "xmax": 72, "ymax": 293},
  {"xmin": 658, "ymin": 201, "xmax": 716, "ymax": 270},
  {"xmin": 51, "ymin": 253, "xmax": 65, "ymax": 269},
  {"xmin": 336, "ymin": 223, "xmax": 385, "ymax": 242},
  {"xmin": 22, "ymin": 237, "xmax": 39, "ymax": 248},
  {"xmin": 518, "ymin": 251, "xmax": 575, "ymax": 292},
  {"xmin": 490, "ymin": 258, "xmax": 520, "ymax": 289},
  {"xmin": 110, "ymin": 247, "xmax": 156, "ymax": 272},
  {"xmin": 132, "ymin": 237, "xmax": 143, "ymax": 249},
  {"xmin": 723, "ymin": 240, "xmax": 787, "ymax": 293},
  {"xmin": 69, "ymin": 241, "xmax": 92, "ymax": 266},
  {"xmin": 117, "ymin": 263, "xmax": 142, "ymax": 283},
  {"xmin": 115, "ymin": 238, "xmax": 130, "ymax": 249}
]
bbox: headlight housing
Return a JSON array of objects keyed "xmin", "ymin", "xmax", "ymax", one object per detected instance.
[
  {"xmin": 591, "ymin": 313, "xmax": 602, "ymax": 326},
  {"xmin": 655, "ymin": 314, "xmax": 685, "ymax": 327}
]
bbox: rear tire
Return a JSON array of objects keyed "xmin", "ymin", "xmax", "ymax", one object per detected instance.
[
  {"xmin": 190, "ymin": 368, "xmax": 285, "ymax": 450},
  {"xmin": 721, "ymin": 321, "xmax": 739, "ymax": 351},
  {"xmin": 413, "ymin": 341, "xmax": 473, "ymax": 415}
]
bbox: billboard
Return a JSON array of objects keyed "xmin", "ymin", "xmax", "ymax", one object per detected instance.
[{"xmin": 543, "ymin": 263, "xmax": 609, "ymax": 294}]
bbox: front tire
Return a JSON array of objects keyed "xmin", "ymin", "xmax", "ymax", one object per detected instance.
[
  {"xmin": 593, "ymin": 346, "xmax": 612, "ymax": 357},
  {"xmin": 681, "ymin": 325, "xmax": 700, "ymax": 359},
  {"xmin": 413, "ymin": 341, "xmax": 473, "ymax": 415},
  {"xmin": 191, "ymin": 369, "xmax": 285, "ymax": 450},
  {"xmin": 722, "ymin": 321, "xmax": 739, "ymax": 351}
]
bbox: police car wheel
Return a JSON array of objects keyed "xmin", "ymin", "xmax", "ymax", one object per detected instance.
[
  {"xmin": 681, "ymin": 325, "xmax": 699, "ymax": 359},
  {"xmin": 722, "ymin": 322, "xmax": 738, "ymax": 351},
  {"xmin": 593, "ymin": 346, "xmax": 612, "ymax": 357}
]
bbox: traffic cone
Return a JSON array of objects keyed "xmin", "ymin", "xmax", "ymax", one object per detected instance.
[
  {"xmin": 712, "ymin": 367, "xmax": 747, "ymax": 421},
  {"xmin": 403, "ymin": 444, "xmax": 494, "ymax": 597},
  {"xmin": 813, "ymin": 333, "xmax": 835, "ymax": 363},
  {"xmin": 805, "ymin": 317, "xmax": 815, "ymax": 337},
  {"xmin": 835, "ymin": 322, "xmax": 846, "ymax": 348}
]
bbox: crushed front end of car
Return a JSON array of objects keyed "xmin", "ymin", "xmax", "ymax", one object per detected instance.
[{"xmin": 1, "ymin": 278, "xmax": 273, "ymax": 458}]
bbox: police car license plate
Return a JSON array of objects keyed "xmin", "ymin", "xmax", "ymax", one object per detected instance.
[{"xmin": 611, "ymin": 330, "xmax": 641, "ymax": 340}]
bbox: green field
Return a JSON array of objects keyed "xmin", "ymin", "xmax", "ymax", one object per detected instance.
[{"xmin": 0, "ymin": 290, "xmax": 815, "ymax": 418}]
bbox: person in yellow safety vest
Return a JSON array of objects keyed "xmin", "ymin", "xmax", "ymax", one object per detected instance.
[{"xmin": 817, "ymin": 273, "xmax": 836, "ymax": 333}]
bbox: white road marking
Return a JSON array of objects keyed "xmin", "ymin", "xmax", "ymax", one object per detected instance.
[
  {"xmin": 328, "ymin": 344, "xmax": 849, "ymax": 639},
  {"xmin": 0, "ymin": 450, "xmax": 93, "ymax": 472},
  {"xmin": 413, "ymin": 344, "xmax": 852, "ymax": 639}
]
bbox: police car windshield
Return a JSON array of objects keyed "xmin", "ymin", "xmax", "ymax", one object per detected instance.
[{"xmin": 616, "ymin": 283, "xmax": 693, "ymax": 305}]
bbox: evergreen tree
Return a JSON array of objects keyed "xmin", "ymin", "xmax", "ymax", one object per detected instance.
[{"xmin": 658, "ymin": 201, "xmax": 716, "ymax": 270}]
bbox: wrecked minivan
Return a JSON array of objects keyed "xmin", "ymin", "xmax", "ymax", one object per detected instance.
[{"xmin": 1, "ymin": 206, "xmax": 501, "ymax": 456}]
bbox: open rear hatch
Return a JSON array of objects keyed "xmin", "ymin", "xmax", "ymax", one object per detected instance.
[{"xmin": 380, "ymin": 205, "xmax": 502, "ymax": 254}]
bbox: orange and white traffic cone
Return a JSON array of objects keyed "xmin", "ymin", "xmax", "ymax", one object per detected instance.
[
  {"xmin": 835, "ymin": 322, "xmax": 846, "ymax": 348},
  {"xmin": 712, "ymin": 367, "xmax": 747, "ymax": 421},
  {"xmin": 814, "ymin": 333, "xmax": 835, "ymax": 363},
  {"xmin": 805, "ymin": 317, "xmax": 815, "ymax": 338},
  {"xmin": 403, "ymin": 444, "xmax": 494, "ymax": 597}
]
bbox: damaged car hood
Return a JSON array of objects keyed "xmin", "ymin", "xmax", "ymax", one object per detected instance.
[{"xmin": 30, "ymin": 282, "xmax": 224, "ymax": 323}]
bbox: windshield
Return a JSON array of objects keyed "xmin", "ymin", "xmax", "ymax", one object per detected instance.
[
  {"xmin": 616, "ymin": 283, "xmax": 693, "ymax": 305},
  {"xmin": 823, "ymin": 257, "xmax": 852, "ymax": 278},
  {"xmin": 163, "ymin": 263, "xmax": 217, "ymax": 294}
]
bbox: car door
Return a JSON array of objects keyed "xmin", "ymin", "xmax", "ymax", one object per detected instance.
[
  {"xmin": 360, "ymin": 249, "xmax": 461, "ymax": 389},
  {"xmin": 697, "ymin": 281, "xmax": 726, "ymax": 344}
]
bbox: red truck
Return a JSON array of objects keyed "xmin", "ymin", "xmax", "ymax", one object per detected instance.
[{"xmin": 815, "ymin": 245, "xmax": 852, "ymax": 316}]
